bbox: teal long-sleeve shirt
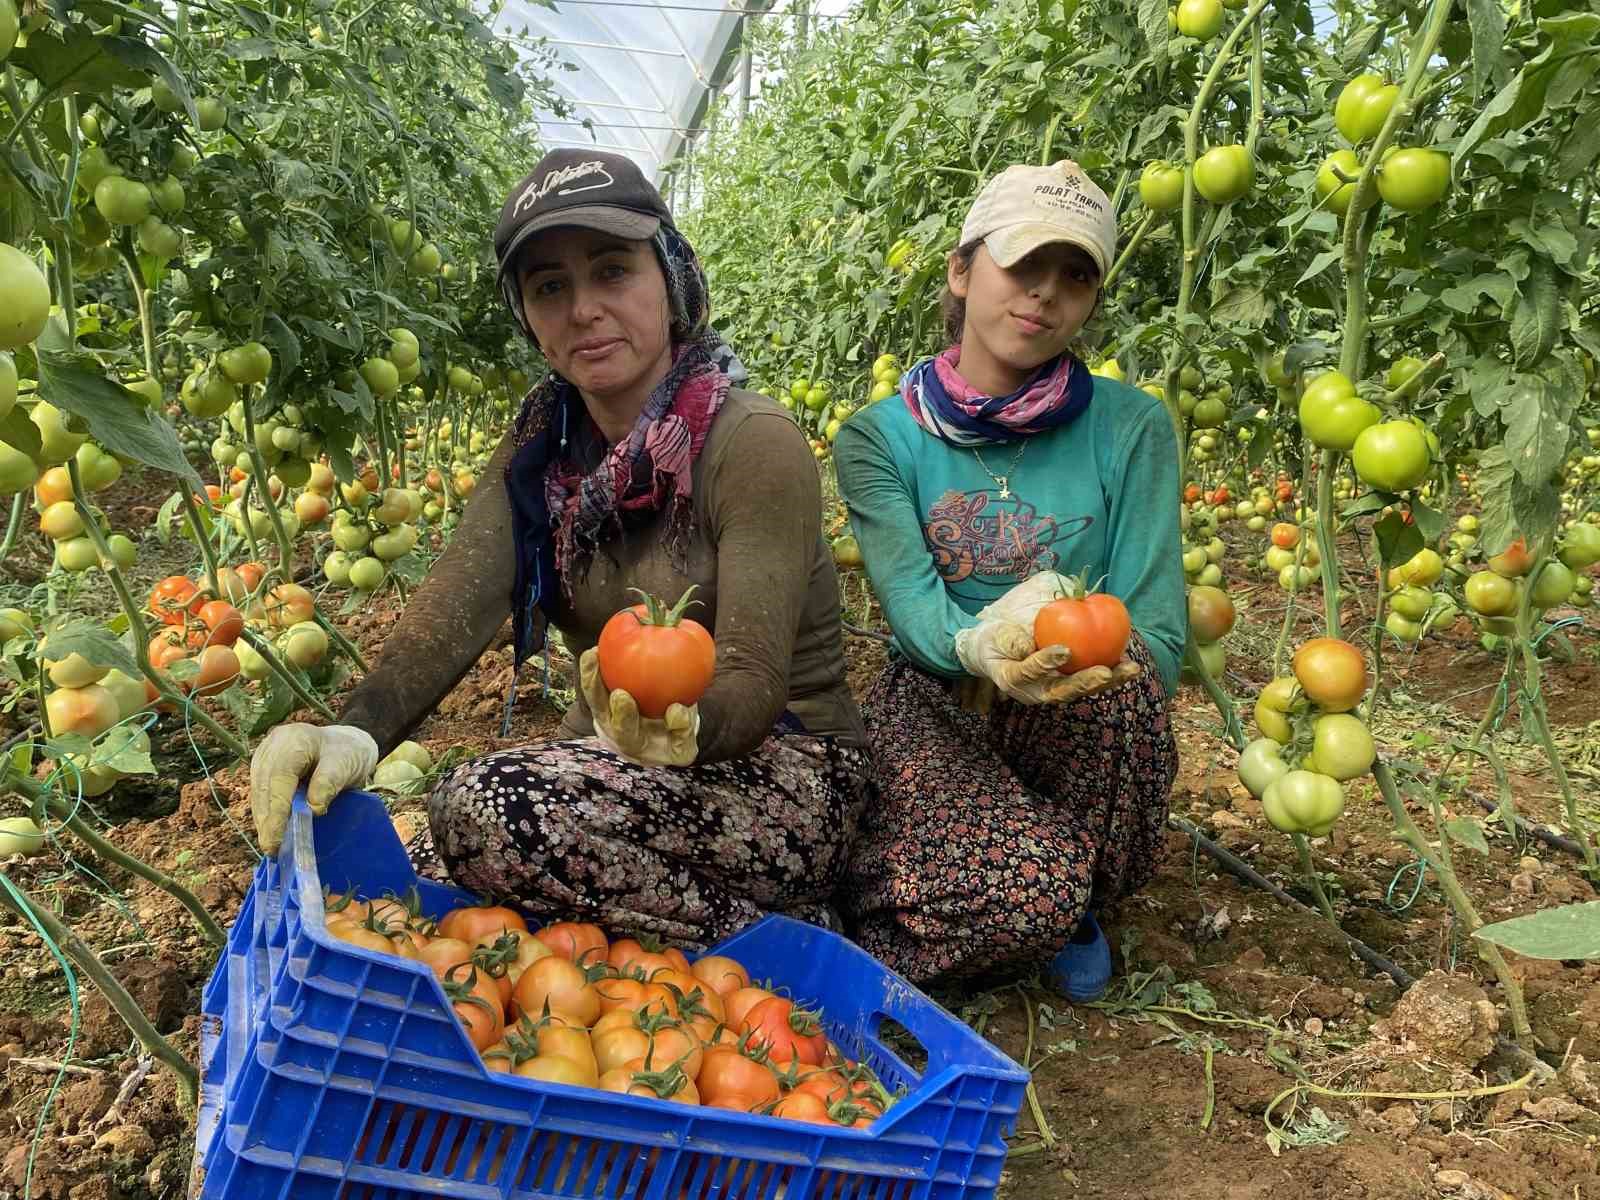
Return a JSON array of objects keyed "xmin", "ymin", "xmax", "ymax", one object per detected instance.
[{"xmin": 833, "ymin": 374, "xmax": 1187, "ymax": 696}]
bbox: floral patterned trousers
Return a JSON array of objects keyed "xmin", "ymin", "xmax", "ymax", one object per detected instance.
[
  {"xmin": 841, "ymin": 633, "xmax": 1178, "ymax": 985},
  {"xmin": 407, "ymin": 731, "xmax": 872, "ymax": 950}
]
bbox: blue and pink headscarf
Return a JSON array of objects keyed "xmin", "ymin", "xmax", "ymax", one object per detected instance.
[{"xmin": 901, "ymin": 346, "xmax": 1092, "ymax": 446}]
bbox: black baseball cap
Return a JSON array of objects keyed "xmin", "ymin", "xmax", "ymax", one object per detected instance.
[{"xmin": 494, "ymin": 149, "xmax": 673, "ymax": 302}]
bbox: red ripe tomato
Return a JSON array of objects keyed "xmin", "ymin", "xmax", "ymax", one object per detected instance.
[
  {"xmin": 1183, "ymin": 483, "xmax": 1202, "ymax": 503},
  {"xmin": 1291, "ymin": 638, "xmax": 1368, "ymax": 713},
  {"xmin": 148, "ymin": 575, "xmax": 201, "ymax": 625},
  {"xmin": 741, "ymin": 996, "xmax": 828, "ymax": 1067},
  {"xmin": 1033, "ymin": 587, "xmax": 1132, "ymax": 672},
  {"xmin": 596, "ymin": 587, "xmax": 716, "ymax": 718},
  {"xmin": 196, "ymin": 600, "xmax": 244, "ymax": 647}
]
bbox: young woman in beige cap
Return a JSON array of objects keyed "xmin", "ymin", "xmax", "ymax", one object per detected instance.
[{"xmin": 834, "ymin": 160, "xmax": 1185, "ymax": 994}]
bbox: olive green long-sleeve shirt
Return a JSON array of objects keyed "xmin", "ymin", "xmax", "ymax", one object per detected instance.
[{"xmin": 338, "ymin": 388, "xmax": 866, "ymax": 761}]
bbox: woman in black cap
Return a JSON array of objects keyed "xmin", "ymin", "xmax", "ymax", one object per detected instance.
[{"xmin": 249, "ymin": 150, "xmax": 870, "ymax": 947}]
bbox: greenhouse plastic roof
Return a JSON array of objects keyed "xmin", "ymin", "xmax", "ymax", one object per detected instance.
[{"xmin": 496, "ymin": 0, "xmax": 770, "ymax": 183}]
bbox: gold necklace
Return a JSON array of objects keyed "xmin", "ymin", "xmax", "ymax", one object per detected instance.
[{"xmin": 971, "ymin": 440, "xmax": 1027, "ymax": 500}]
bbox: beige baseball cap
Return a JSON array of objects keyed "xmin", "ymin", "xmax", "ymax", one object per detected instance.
[{"xmin": 958, "ymin": 159, "xmax": 1117, "ymax": 278}]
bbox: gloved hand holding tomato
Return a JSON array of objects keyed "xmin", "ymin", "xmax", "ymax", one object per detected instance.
[
  {"xmin": 582, "ymin": 587, "xmax": 714, "ymax": 767},
  {"xmin": 954, "ymin": 572, "xmax": 1140, "ymax": 711}
]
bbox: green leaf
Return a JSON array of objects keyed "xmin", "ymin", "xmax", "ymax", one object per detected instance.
[
  {"xmin": 0, "ymin": 406, "xmax": 44, "ymax": 459},
  {"xmin": 94, "ymin": 725, "xmax": 155, "ymax": 777},
  {"xmin": 1554, "ymin": 119, "xmax": 1600, "ymax": 180},
  {"xmin": 1502, "ymin": 375, "xmax": 1569, "ymax": 486},
  {"xmin": 1463, "ymin": 0, "xmax": 1508, "ymax": 101},
  {"xmin": 9, "ymin": 25, "xmax": 145, "ymax": 99},
  {"xmin": 1137, "ymin": 0, "xmax": 1169, "ymax": 61},
  {"xmin": 1340, "ymin": 492, "xmax": 1391, "ymax": 520},
  {"xmin": 39, "ymin": 619, "xmax": 139, "ymax": 677},
  {"xmin": 1297, "ymin": 250, "xmax": 1341, "ymax": 286},
  {"xmin": 36, "ymin": 350, "xmax": 203, "ymax": 490},
  {"xmin": 1411, "ymin": 502, "xmax": 1445, "ymax": 545},
  {"xmin": 101, "ymin": 36, "xmax": 197, "ymax": 125},
  {"xmin": 1473, "ymin": 902, "xmax": 1600, "ymax": 960},
  {"xmin": 1443, "ymin": 817, "xmax": 1489, "ymax": 855},
  {"xmin": 1374, "ymin": 512, "xmax": 1423, "ymax": 567},
  {"xmin": 1509, "ymin": 260, "xmax": 1560, "ymax": 369}
]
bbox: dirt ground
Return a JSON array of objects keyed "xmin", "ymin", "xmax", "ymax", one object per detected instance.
[{"xmin": 2, "ymin": 493, "xmax": 1598, "ymax": 1200}]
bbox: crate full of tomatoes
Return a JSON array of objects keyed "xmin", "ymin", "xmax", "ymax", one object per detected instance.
[{"xmin": 193, "ymin": 789, "xmax": 1028, "ymax": 1200}]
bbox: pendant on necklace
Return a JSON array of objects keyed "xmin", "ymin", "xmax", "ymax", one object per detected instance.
[{"xmin": 997, "ymin": 479, "xmax": 1011, "ymax": 499}]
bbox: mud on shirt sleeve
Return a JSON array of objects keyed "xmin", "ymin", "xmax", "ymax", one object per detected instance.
[
  {"xmin": 691, "ymin": 412, "xmax": 821, "ymax": 763},
  {"xmin": 336, "ymin": 431, "xmax": 519, "ymax": 757}
]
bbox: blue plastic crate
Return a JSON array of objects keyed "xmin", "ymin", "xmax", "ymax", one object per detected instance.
[{"xmin": 191, "ymin": 789, "xmax": 1029, "ymax": 1200}]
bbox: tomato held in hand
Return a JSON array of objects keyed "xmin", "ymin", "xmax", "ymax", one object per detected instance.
[
  {"xmin": 597, "ymin": 586, "xmax": 716, "ymax": 718},
  {"xmin": 1034, "ymin": 583, "xmax": 1132, "ymax": 672}
]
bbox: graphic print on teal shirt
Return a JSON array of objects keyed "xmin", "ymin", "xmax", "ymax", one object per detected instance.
[
  {"xmin": 924, "ymin": 488, "xmax": 1094, "ymax": 606},
  {"xmin": 833, "ymin": 374, "xmax": 1188, "ymax": 695}
]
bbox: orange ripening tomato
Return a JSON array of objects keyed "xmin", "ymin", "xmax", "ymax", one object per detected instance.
[
  {"xmin": 196, "ymin": 600, "xmax": 244, "ymax": 647},
  {"xmin": 725, "ymin": 985, "xmax": 776, "ymax": 1030},
  {"xmin": 771, "ymin": 1092, "xmax": 835, "ymax": 1124},
  {"xmin": 698, "ymin": 1046, "xmax": 781, "ymax": 1112},
  {"xmin": 1034, "ymin": 587, "xmax": 1132, "ymax": 672},
  {"xmin": 148, "ymin": 575, "xmax": 201, "ymax": 625},
  {"xmin": 235, "ymin": 561, "xmax": 267, "ymax": 591},
  {"xmin": 512, "ymin": 957, "xmax": 600, "ymax": 1027},
  {"xmin": 437, "ymin": 904, "xmax": 528, "ymax": 943},
  {"xmin": 1183, "ymin": 483, "xmax": 1202, "ymax": 503},
  {"xmin": 533, "ymin": 921, "xmax": 608, "ymax": 966},
  {"xmin": 596, "ymin": 586, "xmax": 715, "ymax": 719},
  {"xmin": 417, "ymin": 937, "xmax": 476, "ymax": 980},
  {"xmin": 691, "ymin": 955, "xmax": 750, "ymax": 998},
  {"xmin": 1291, "ymin": 637, "xmax": 1368, "ymax": 713},
  {"xmin": 1271, "ymin": 523, "xmax": 1300, "ymax": 549}
]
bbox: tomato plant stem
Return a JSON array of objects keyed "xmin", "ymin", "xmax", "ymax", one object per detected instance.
[
  {"xmin": 1184, "ymin": 632, "xmax": 1245, "ymax": 750},
  {"xmin": 238, "ymin": 628, "xmax": 337, "ymax": 722},
  {"xmin": 1292, "ymin": 833, "xmax": 1337, "ymax": 924},
  {"xmin": 0, "ymin": 869, "xmax": 198, "ymax": 1110},
  {"xmin": 0, "ymin": 494, "xmax": 24, "ymax": 565},
  {"xmin": 237, "ymin": 383, "xmax": 297, "ymax": 569},
  {"xmin": 1369, "ymin": 761, "xmax": 1534, "ymax": 1051},
  {"xmin": 1514, "ymin": 564, "xmax": 1597, "ymax": 877},
  {"xmin": 1102, "ymin": 209, "xmax": 1155, "ymax": 292},
  {"xmin": 313, "ymin": 606, "xmax": 370, "ymax": 674}
]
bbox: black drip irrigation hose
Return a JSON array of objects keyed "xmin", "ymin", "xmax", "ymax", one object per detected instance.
[
  {"xmin": 1471, "ymin": 794, "xmax": 1591, "ymax": 863},
  {"xmin": 1168, "ymin": 815, "xmax": 1416, "ymax": 990}
]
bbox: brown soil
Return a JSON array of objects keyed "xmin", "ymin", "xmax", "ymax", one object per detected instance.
[{"xmin": 2, "ymin": 570, "xmax": 1598, "ymax": 1199}]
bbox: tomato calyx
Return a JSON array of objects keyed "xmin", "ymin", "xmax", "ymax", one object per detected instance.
[{"xmin": 621, "ymin": 584, "xmax": 703, "ymax": 629}]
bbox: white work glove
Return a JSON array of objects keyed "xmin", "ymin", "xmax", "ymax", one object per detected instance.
[
  {"xmin": 250, "ymin": 723, "xmax": 379, "ymax": 855},
  {"xmin": 578, "ymin": 648, "xmax": 700, "ymax": 767},
  {"xmin": 953, "ymin": 572, "xmax": 1141, "ymax": 710}
]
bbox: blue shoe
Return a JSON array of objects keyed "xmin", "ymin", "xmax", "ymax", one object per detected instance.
[{"xmin": 1048, "ymin": 911, "xmax": 1111, "ymax": 1003}]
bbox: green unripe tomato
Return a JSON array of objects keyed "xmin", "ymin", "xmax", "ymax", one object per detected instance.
[
  {"xmin": 361, "ymin": 356, "xmax": 400, "ymax": 396},
  {"xmin": 1315, "ymin": 150, "xmax": 1361, "ymax": 216},
  {"xmin": 1138, "ymin": 162, "xmax": 1184, "ymax": 211},
  {"xmin": 1351, "ymin": 420, "xmax": 1431, "ymax": 492},
  {"xmin": 137, "ymin": 216, "xmax": 182, "ymax": 258},
  {"xmin": 93, "ymin": 175, "xmax": 152, "ymax": 226},
  {"xmin": 1175, "ymin": 0, "xmax": 1223, "ymax": 39},
  {"xmin": 1530, "ymin": 562, "xmax": 1575, "ymax": 610},
  {"xmin": 1308, "ymin": 714, "xmax": 1375, "ymax": 781},
  {"xmin": 195, "ymin": 97, "xmax": 227, "ymax": 131},
  {"xmin": 1334, "ymin": 74, "xmax": 1399, "ymax": 144},
  {"xmin": 348, "ymin": 556, "xmax": 387, "ymax": 590},
  {"xmin": 1377, "ymin": 147, "xmax": 1451, "ymax": 214},
  {"xmin": 0, "ymin": 241, "xmax": 52, "ymax": 350},
  {"xmin": 1193, "ymin": 144, "xmax": 1253, "ymax": 204}
]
